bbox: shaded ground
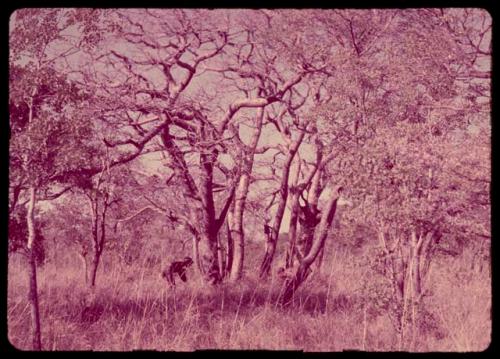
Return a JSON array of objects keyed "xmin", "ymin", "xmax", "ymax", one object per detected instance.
[{"xmin": 7, "ymin": 248, "xmax": 491, "ymax": 351}]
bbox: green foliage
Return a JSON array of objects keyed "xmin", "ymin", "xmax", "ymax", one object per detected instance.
[
  {"xmin": 9, "ymin": 64, "xmax": 96, "ymax": 186},
  {"xmin": 9, "ymin": 9, "xmax": 104, "ymax": 194}
]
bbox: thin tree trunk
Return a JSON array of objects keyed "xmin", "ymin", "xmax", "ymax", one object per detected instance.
[
  {"xmin": 86, "ymin": 186, "xmax": 111, "ymax": 288},
  {"xmin": 229, "ymin": 109, "xmax": 265, "ymax": 281},
  {"xmin": 218, "ymin": 233, "xmax": 226, "ymax": 278},
  {"xmin": 259, "ymin": 183, "xmax": 288, "ymax": 278},
  {"xmin": 308, "ymin": 173, "xmax": 326, "ymax": 273},
  {"xmin": 28, "ymin": 250, "xmax": 41, "ymax": 350},
  {"xmin": 315, "ymin": 246, "xmax": 325, "ymax": 275},
  {"xmin": 225, "ymin": 217, "xmax": 234, "ymax": 277},
  {"xmin": 420, "ymin": 231, "xmax": 433, "ymax": 275},
  {"xmin": 399, "ymin": 240, "xmax": 413, "ymax": 351},
  {"xmin": 285, "ymin": 161, "xmax": 302, "ymax": 268},
  {"xmin": 90, "ymin": 192, "xmax": 109, "ymax": 288},
  {"xmin": 78, "ymin": 252, "xmax": 89, "ymax": 284},
  {"xmin": 259, "ymin": 131, "xmax": 305, "ymax": 278},
  {"xmin": 193, "ymin": 235, "xmax": 203, "ymax": 276},
  {"xmin": 362, "ymin": 304, "xmax": 368, "ymax": 350},
  {"xmin": 229, "ymin": 173, "xmax": 249, "ymax": 281},
  {"xmin": 411, "ymin": 229, "xmax": 425, "ymax": 298},
  {"xmin": 89, "ymin": 250, "xmax": 101, "ymax": 287},
  {"xmin": 286, "ymin": 192, "xmax": 300, "ymax": 268},
  {"xmin": 87, "ymin": 190, "xmax": 100, "ymax": 288},
  {"xmin": 26, "ymin": 186, "xmax": 41, "ymax": 350}
]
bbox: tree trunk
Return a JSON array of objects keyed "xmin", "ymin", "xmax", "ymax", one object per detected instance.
[
  {"xmin": 296, "ymin": 170, "xmax": 322, "ymax": 261},
  {"xmin": 26, "ymin": 186, "xmax": 42, "ymax": 350},
  {"xmin": 162, "ymin": 125, "xmax": 219, "ymax": 283},
  {"xmin": 419, "ymin": 231, "xmax": 434, "ymax": 278},
  {"xmin": 225, "ymin": 217, "xmax": 234, "ymax": 277},
  {"xmin": 87, "ymin": 193, "xmax": 107, "ymax": 288},
  {"xmin": 281, "ymin": 185, "xmax": 342, "ymax": 305},
  {"xmin": 285, "ymin": 161, "xmax": 302, "ymax": 269},
  {"xmin": 315, "ymin": 246, "xmax": 325, "ymax": 275},
  {"xmin": 296, "ymin": 212, "xmax": 319, "ymax": 259},
  {"xmin": 392, "ymin": 236, "xmax": 406, "ymax": 302},
  {"xmin": 259, "ymin": 132, "xmax": 305, "ymax": 278},
  {"xmin": 378, "ymin": 228, "xmax": 404, "ymax": 303},
  {"xmin": 161, "ymin": 124, "xmax": 235, "ymax": 285},
  {"xmin": 197, "ymin": 229, "xmax": 221, "ymax": 284},
  {"xmin": 228, "ymin": 109, "xmax": 265, "ymax": 280},
  {"xmin": 229, "ymin": 207, "xmax": 244, "ymax": 281},
  {"xmin": 192, "ymin": 235, "xmax": 203, "ymax": 276},
  {"xmin": 260, "ymin": 226, "xmax": 276, "ymax": 278},
  {"xmin": 89, "ymin": 250, "xmax": 102, "ymax": 287},
  {"xmin": 78, "ymin": 252, "xmax": 89, "ymax": 284},
  {"xmin": 259, "ymin": 189, "xmax": 287, "ymax": 278},
  {"xmin": 410, "ymin": 229, "xmax": 425, "ymax": 298},
  {"xmin": 217, "ymin": 233, "xmax": 226, "ymax": 278},
  {"xmin": 229, "ymin": 173, "xmax": 249, "ymax": 281},
  {"xmin": 28, "ymin": 250, "xmax": 42, "ymax": 350},
  {"xmin": 286, "ymin": 191, "xmax": 300, "ymax": 268},
  {"xmin": 198, "ymin": 149, "xmax": 224, "ymax": 285}
]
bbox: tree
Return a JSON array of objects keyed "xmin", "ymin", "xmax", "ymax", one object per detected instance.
[
  {"xmin": 9, "ymin": 9, "xmax": 102, "ymax": 349},
  {"xmin": 224, "ymin": 108, "xmax": 265, "ymax": 280},
  {"xmin": 81, "ymin": 153, "xmax": 121, "ymax": 287},
  {"xmin": 257, "ymin": 8, "xmax": 490, "ymax": 306},
  {"xmin": 281, "ymin": 185, "xmax": 344, "ymax": 304},
  {"xmin": 69, "ymin": 9, "xmax": 326, "ymax": 285}
]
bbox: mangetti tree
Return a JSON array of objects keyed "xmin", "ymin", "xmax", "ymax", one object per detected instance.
[{"xmin": 70, "ymin": 9, "xmax": 331, "ymax": 285}]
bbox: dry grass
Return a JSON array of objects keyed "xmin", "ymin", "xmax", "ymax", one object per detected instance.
[{"xmin": 7, "ymin": 246, "xmax": 491, "ymax": 351}]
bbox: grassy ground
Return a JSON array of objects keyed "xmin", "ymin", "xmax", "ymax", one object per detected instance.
[{"xmin": 7, "ymin": 245, "xmax": 491, "ymax": 351}]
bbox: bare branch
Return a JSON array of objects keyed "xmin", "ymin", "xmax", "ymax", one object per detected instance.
[
  {"xmin": 38, "ymin": 186, "xmax": 73, "ymax": 202},
  {"xmin": 215, "ymin": 185, "xmax": 236, "ymax": 232},
  {"xmin": 113, "ymin": 206, "xmax": 164, "ymax": 232}
]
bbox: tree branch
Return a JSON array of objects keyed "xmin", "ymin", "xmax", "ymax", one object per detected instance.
[
  {"xmin": 215, "ymin": 185, "xmax": 236, "ymax": 232},
  {"xmin": 113, "ymin": 206, "xmax": 164, "ymax": 232}
]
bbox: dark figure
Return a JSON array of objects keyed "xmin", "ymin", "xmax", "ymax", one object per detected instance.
[
  {"xmin": 162, "ymin": 256, "xmax": 194, "ymax": 286},
  {"xmin": 264, "ymin": 224, "xmax": 272, "ymax": 236}
]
